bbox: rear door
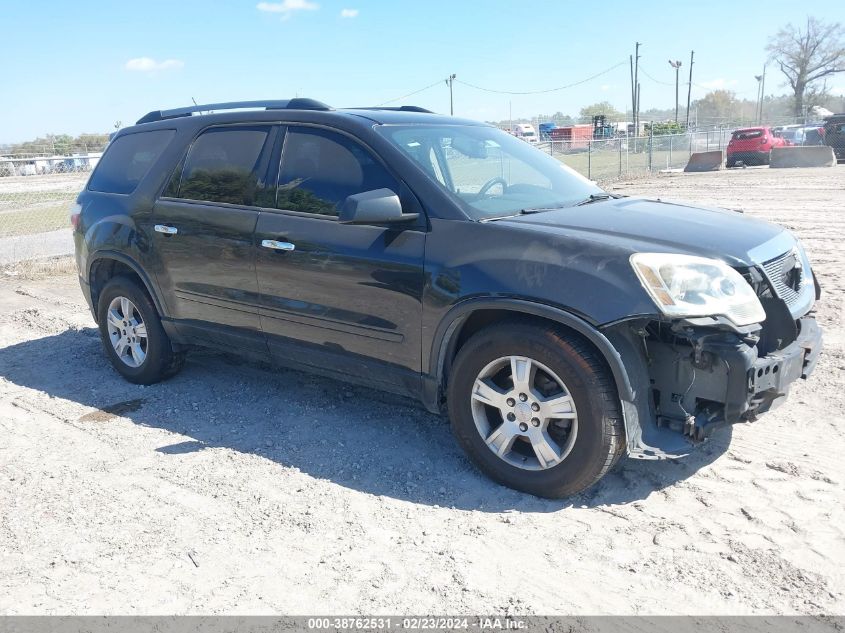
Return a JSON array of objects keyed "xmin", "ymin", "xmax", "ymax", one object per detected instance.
[
  {"xmin": 153, "ymin": 124, "xmax": 277, "ymax": 353},
  {"xmin": 253, "ymin": 125, "xmax": 426, "ymax": 395}
]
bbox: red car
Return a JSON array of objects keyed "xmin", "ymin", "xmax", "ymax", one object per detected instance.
[{"xmin": 726, "ymin": 127, "xmax": 787, "ymax": 167}]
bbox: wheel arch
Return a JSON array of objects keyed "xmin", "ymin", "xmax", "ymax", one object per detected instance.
[
  {"xmin": 426, "ymin": 298, "xmax": 635, "ymax": 412},
  {"xmin": 88, "ymin": 251, "xmax": 165, "ymax": 322}
]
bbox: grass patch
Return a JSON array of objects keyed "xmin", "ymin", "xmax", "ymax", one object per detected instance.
[
  {"xmin": 1, "ymin": 255, "xmax": 76, "ymax": 280},
  {"xmin": 0, "ymin": 204, "xmax": 69, "ymax": 238},
  {"xmin": 556, "ymin": 148, "xmax": 694, "ymax": 180}
]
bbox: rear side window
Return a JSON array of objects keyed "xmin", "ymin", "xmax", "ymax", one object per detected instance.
[
  {"xmin": 275, "ymin": 127, "xmax": 398, "ymax": 216},
  {"xmin": 176, "ymin": 126, "xmax": 271, "ymax": 205},
  {"xmin": 88, "ymin": 130, "xmax": 175, "ymax": 194}
]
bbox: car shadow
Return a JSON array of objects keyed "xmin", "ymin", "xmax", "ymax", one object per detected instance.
[{"xmin": 0, "ymin": 328, "xmax": 732, "ymax": 513}]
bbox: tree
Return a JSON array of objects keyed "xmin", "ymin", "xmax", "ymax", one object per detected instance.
[
  {"xmin": 544, "ymin": 111, "xmax": 574, "ymax": 126},
  {"xmin": 578, "ymin": 101, "xmax": 623, "ymax": 123},
  {"xmin": 689, "ymin": 90, "xmax": 758, "ymax": 125},
  {"xmin": 766, "ymin": 17, "xmax": 845, "ymax": 117},
  {"xmin": 50, "ymin": 134, "xmax": 74, "ymax": 155}
]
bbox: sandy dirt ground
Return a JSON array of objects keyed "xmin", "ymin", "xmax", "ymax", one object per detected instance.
[{"xmin": 0, "ymin": 166, "xmax": 843, "ymax": 615}]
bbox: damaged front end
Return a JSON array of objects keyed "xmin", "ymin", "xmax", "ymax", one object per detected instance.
[{"xmin": 604, "ymin": 244, "xmax": 823, "ymax": 460}]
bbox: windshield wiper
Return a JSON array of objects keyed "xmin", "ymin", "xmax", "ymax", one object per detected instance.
[
  {"xmin": 518, "ymin": 204, "xmax": 568, "ymax": 215},
  {"xmin": 574, "ymin": 193, "xmax": 616, "ymax": 206}
]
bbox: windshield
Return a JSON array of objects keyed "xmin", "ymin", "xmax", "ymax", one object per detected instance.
[{"xmin": 378, "ymin": 124, "xmax": 602, "ymax": 220}]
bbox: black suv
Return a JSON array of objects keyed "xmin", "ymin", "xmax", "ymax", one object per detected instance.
[
  {"xmin": 73, "ymin": 99, "xmax": 823, "ymax": 497},
  {"xmin": 823, "ymin": 113, "xmax": 845, "ymax": 161}
]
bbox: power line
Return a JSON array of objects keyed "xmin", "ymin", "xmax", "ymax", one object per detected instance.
[
  {"xmin": 376, "ymin": 80, "xmax": 444, "ymax": 106},
  {"xmin": 638, "ymin": 65, "xmax": 674, "ymax": 86},
  {"xmin": 453, "ymin": 61, "xmax": 627, "ymax": 95}
]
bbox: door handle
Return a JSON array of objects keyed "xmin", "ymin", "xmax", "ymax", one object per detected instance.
[
  {"xmin": 154, "ymin": 224, "xmax": 178, "ymax": 235},
  {"xmin": 261, "ymin": 239, "xmax": 295, "ymax": 252}
]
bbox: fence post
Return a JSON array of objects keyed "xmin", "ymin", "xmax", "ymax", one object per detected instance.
[
  {"xmin": 669, "ymin": 135, "xmax": 673, "ymax": 168},
  {"xmin": 618, "ymin": 138, "xmax": 622, "ymax": 178},
  {"xmin": 588, "ymin": 140, "xmax": 592, "ymax": 180},
  {"xmin": 648, "ymin": 124, "xmax": 653, "ymax": 172},
  {"xmin": 718, "ymin": 125, "xmax": 724, "ymax": 151}
]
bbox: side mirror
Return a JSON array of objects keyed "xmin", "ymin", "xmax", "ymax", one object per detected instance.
[{"xmin": 339, "ymin": 188, "xmax": 419, "ymax": 225}]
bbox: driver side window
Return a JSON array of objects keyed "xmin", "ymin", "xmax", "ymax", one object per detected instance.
[{"xmin": 274, "ymin": 127, "xmax": 399, "ymax": 217}]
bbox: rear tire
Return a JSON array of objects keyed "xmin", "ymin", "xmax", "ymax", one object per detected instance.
[
  {"xmin": 447, "ymin": 321, "xmax": 625, "ymax": 498},
  {"xmin": 726, "ymin": 157, "xmax": 736, "ymax": 168},
  {"xmin": 96, "ymin": 275, "xmax": 185, "ymax": 384}
]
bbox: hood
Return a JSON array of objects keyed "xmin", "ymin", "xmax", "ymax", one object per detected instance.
[{"xmin": 496, "ymin": 197, "xmax": 788, "ymax": 267}]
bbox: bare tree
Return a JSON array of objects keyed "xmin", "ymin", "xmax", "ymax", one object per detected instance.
[{"xmin": 766, "ymin": 17, "xmax": 845, "ymax": 117}]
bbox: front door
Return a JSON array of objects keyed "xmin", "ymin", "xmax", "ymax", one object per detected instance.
[
  {"xmin": 253, "ymin": 125, "xmax": 426, "ymax": 395},
  {"xmin": 153, "ymin": 124, "xmax": 277, "ymax": 353}
]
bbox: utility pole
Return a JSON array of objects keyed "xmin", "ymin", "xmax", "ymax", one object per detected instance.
[
  {"xmin": 445, "ymin": 74, "xmax": 456, "ymax": 116},
  {"xmin": 759, "ymin": 64, "xmax": 766, "ymax": 123},
  {"xmin": 685, "ymin": 50, "xmax": 694, "ymax": 129},
  {"xmin": 636, "ymin": 83, "xmax": 641, "ymax": 136},
  {"xmin": 633, "ymin": 43, "xmax": 641, "ymax": 134},
  {"xmin": 755, "ymin": 72, "xmax": 764, "ymax": 124},
  {"xmin": 629, "ymin": 54, "xmax": 635, "ymax": 131},
  {"xmin": 669, "ymin": 59, "xmax": 682, "ymax": 123}
]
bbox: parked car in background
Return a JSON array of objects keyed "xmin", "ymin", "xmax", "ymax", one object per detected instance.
[
  {"xmin": 726, "ymin": 127, "xmax": 787, "ymax": 167},
  {"xmin": 782, "ymin": 125, "xmax": 825, "ymax": 147},
  {"xmin": 773, "ymin": 124, "xmax": 799, "ymax": 141},
  {"xmin": 511, "ymin": 123, "xmax": 538, "ymax": 144},
  {"xmin": 823, "ymin": 114, "xmax": 845, "ymax": 161}
]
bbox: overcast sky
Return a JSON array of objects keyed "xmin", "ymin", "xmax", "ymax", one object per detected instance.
[{"xmin": 2, "ymin": 0, "xmax": 844, "ymax": 142}]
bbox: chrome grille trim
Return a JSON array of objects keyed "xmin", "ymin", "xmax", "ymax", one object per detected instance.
[
  {"xmin": 758, "ymin": 247, "xmax": 815, "ymax": 318},
  {"xmin": 762, "ymin": 250, "xmax": 802, "ymax": 305}
]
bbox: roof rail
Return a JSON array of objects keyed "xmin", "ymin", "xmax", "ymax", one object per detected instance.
[
  {"xmin": 349, "ymin": 105, "xmax": 435, "ymax": 114},
  {"xmin": 136, "ymin": 98, "xmax": 333, "ymax": 125}
]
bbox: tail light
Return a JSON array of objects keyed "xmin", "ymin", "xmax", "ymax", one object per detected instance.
[{"xmin": 70, "ymin": 202, "xmax": 82, "ymax": 230}]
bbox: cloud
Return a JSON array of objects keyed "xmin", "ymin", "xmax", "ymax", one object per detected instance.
[
  {"xmin": 124, "ymin": 57, "xmax": 184, "ymax": 72},
  {"xmin": 257, "ymin": 0, "xmax": 318, "ymax": 19},
  {"xmin": 340, "ymin": 8, "xmax": 358, "ymax": 17}
]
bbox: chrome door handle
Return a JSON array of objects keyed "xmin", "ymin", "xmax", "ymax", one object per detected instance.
[
  {"xmin": 261, "ymin": 239, "xmax": 295, "ymax": 251},
  {"xmin": 154, "ymin": 224, "xmax": 178, "ymax": 235}
]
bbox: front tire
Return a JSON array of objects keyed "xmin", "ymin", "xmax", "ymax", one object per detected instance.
[
  {"xmin": 97, "ymin": 275, "xmax": 184, "ymax": 384},
  {"xmin": 447, "ymin": 322, "xmax": 625, "ymax": 498}
]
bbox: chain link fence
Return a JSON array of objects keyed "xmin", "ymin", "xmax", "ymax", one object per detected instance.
[{"xmin": 548, "ymin": 128, "xmax": 733, "ymax": 182}]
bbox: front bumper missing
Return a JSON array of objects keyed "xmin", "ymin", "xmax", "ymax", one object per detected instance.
[
  {"xmin": 746, "ymin": 317, "xmax": 821, "ymax": 411},
  {"xmin": 604, "ymin": 315, "xmax": 823, "ymax": 459},
  {"xmin": 659, "ymin": 315, "xmax": 822, "ymax": 439}
]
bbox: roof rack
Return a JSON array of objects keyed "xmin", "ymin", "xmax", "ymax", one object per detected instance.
[
  {"xmin": 349, "ymin": 105, "xmax": 435, "ymax": 114},
  {"xmin": 136, "ymin": 98, "xmax": 333, "ymax": 125}
]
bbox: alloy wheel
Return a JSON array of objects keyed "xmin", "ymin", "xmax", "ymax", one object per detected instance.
[
  {"xmin": 105, "ymin": 296, "xmax": 148, "ymax": 368},
  {"xmin": 470, "ymin": 355, "xmax": 578, "ymax": 471}
]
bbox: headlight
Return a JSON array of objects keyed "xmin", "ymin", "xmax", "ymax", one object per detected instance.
[{"xmin": 631, "ymin": 253, "xmax": 766, "ymax": 326}]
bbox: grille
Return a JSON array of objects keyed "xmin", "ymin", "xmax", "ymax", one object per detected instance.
[{"xmin": 761, "ymin": 249, "xmax": 804, "ymax": 306}]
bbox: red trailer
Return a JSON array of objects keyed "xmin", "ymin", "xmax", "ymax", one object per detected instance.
[{"xmin": 549, "ymin": 125, "xmax": 593, "ymax": 150}]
